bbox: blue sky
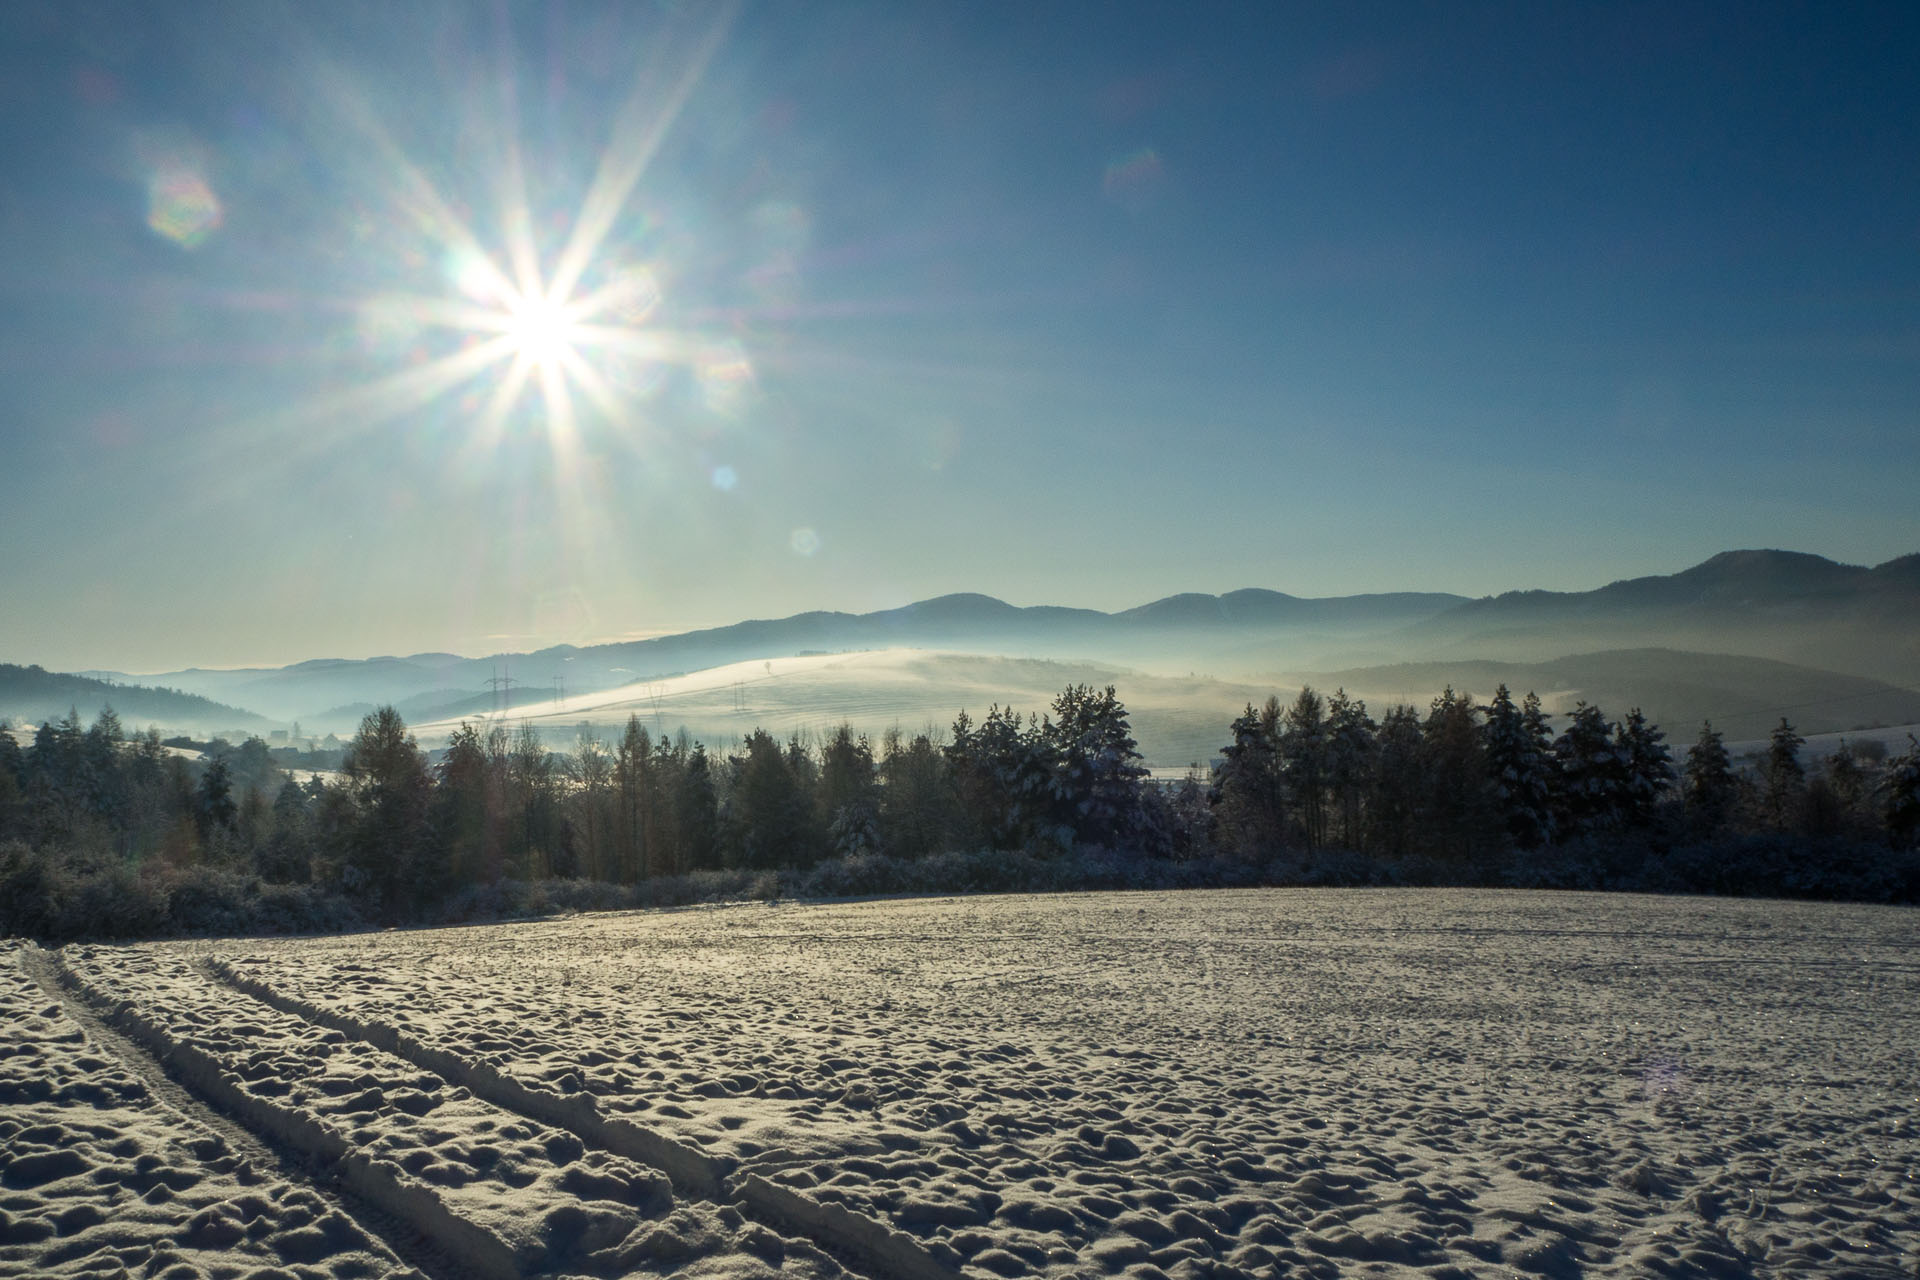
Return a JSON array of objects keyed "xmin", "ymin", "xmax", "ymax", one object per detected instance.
[{"xmin": 1, "ymin": 1, "xmax": 1916, "ymax": 671}]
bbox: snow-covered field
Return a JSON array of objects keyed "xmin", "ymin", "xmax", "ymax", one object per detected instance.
[{"xmin": 6, "ymin": 888, "xmax": 1917, "ymax": 1279}]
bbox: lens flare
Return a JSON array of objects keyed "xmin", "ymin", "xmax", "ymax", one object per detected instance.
[
  {"xmin": 147, "ymin": 168, "xmax": 223, "ymax": 248},
  {"xmin": 696, "ymin": 338, "xmax": 755, "ymax": 414},
  {"xmin": 1102, "ymin": 147, "xmax": 1163, "ymax": 200}
]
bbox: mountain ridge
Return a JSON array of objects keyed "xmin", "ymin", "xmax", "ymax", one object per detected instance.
[
  {"xmin": 52, "ymin": 547, "xmax": 1919, "ymax": 728},
  {"xmin": 0, "ymin": 664, "xmax": 270, "ymax": 734}
]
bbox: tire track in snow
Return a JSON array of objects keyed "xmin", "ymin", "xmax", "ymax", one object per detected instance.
[
  {"xmin": 20, "ymin": 944, "xmax": 463, "ymax": 1280},
  {"xmin": 205, "ymin": 954, "xmax": 963, "ymax": 1280}
]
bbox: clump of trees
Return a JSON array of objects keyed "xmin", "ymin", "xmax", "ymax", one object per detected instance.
[
  {"xmin": 4, "ymin": 679, "xmax": 1919, "ymax": 942},
  {"xmin": 1203, "ymin": 684, "xmax": 1920, "ymax": 871}
]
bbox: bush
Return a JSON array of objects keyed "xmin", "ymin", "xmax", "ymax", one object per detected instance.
[
  {"xmin": 9, "ymin": 822, "xmax": 1918, "ymax": 946},
  {"xmin": 164, "ymin": 866, "xmax": 259, "ymax": 937},
  {"xmin": 249, "ymin": 882, "xmax": 365, "ymax": 936},
  {"xmin": 0, "ymin": 839, "xmax": 60, "ymax": 939},
  {"xmin": 0, "ymin": 840, "xmax": 170, "ymax": 941},
  {"xmin": 1641, "ymin": 834, "xmax": 1920, "ymax": 902},
  {"xmin": 60, "ymin": 863, "xmax": 170, "ymax": 940}
]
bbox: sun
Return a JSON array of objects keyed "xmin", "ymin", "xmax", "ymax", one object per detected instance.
[
  {"xmin": 502, "ymin": 293, "xmax": 578, "ymax": 368},
  {"xmin": 291, "ymin": 11, "xmax": 746, "ymax": 477}
]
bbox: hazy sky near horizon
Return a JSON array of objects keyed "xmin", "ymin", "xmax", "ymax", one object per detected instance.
[{"xmin": 2, "ymin": 1, "xmax": 1917, "ymax": 672}]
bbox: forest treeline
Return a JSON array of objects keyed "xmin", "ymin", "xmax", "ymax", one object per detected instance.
[{"xmin": 3, "ymin": 682, "xmax": 1918, "ymax": 942}]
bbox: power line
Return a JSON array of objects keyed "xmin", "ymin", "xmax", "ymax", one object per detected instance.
[{"xmin": 486, "ymin": 665, "xmax": 515, "ymax": 717}]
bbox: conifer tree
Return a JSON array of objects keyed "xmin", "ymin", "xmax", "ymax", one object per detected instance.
[
  {"xmin": 0, "ymin": 721, "xmax": 22, "ymax": 840},
  {"xmin": 646, "ymin": 732, "xmax": 687, "ymax": 875},
  {"xmin": 613, "ymin": 716, "xmax": 653, "ymax": 881},
  {"xmin": 508, "ymin": 721, "xmax": 559, "ymax": 877},
  {"xmin": 730, "ymin": 729, "xmax": 815, "ymax": 868},
  {"xmin": 1367, "ymin": 705, "xmax": 1424, "ymax": 856},
  {"xmin": 1683, "ymin": 720, "xmax": 1735, "ymax": 835},
  {"xmin": 1280, "ymin": 687, "xmax": 1329, "ymax": 849},
  {"xmin": 1552, "ymin": 702, "xmax": 1626, "ymax": 836},
  {"xmin": 1420, "ymin": 686, "xmax": 1493, "ymax": 860},
  {"xmin": 1824, "ymin": 743, "xmax": 1867, "ymax": 812},
  {"xmin": 342, "ymin": 706, "xmax": 437, "ymax": 909},
  {"xmin": 1484, "ymin": 685, "xmax": 1554, "ymax": 848},
  {"xmin": 676, "ymin": 744, "xmax": 720, "ymax": 871},
  {"xmin": 82, "ymin": 705, "xmax": 126, "ymax": 824},
  {"xmin": 946, "ymin": 704, "xmax": 1051, "ymax": 849},
  {"xmin": 568, "ymin": 724, "xmax": 614, "ymax": 880},
  {"xmin": 1323, "ymin": 688, "xmax": 1376, "ymax": 850},
  {"xmin": 1882, "ymin": 735, "xmax": 1920, "ymax": 849},
  {"xmin": 259, "ymin": 777, "xmax": 313, "ymax": 883},
  {"xmin": 196, "ymin": 755, "xmax": 237, "ymax": 837},
  {"xmin": 1048, "ymin": 684, "xmax": 1150, "ymax": 849},
  {"xmin": 1806, "ymin": 744, "xmax": 1869, "ymax": 837},
  {"xmin": 1210, "ymin": 697, "xmax": 1285, "ymax": 857},
  {"xmin": 879, "ymin": 728, "xmax": 955, "ymax": 859},
  {"xmin": 1763, "ymin": 718, "xmax": 1805, "ymax": 830},
  {"xmin": 431, "ymin": 722, "xmax": 493, "ymax": 885},
  {"xmin": 1616, "ymin": 708, "xmax": 1674, "ymax": 826},
  {"xmin": 0, "ymin": 719, "xmax": 21, "ymax": 786},
  {"xmin": 818, "ymin": 723, "xmax": 880, "ymax": 857}
]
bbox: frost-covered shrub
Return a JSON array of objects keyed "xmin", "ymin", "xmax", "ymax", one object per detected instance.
[
  {"xmin": 917, "ymin": 847, "xmax": 1059, "ymax": 895},
  {"xmin": 687, "ymin": 868, "xmax": 759, "ymax": 903},
  {"xmin": 165, "ymin": 866, "xmax": 259, "ymax": 936},
  {"xmin": 0, "ymin": 840, "xmax": 171, "ymax": 941},
  {"xmin": 1290, "ymin": 847, "xmax": 1405, "ymax": 888},
  {"xmin": 1069, "ymin": 846, "xmax": 1187, "ymax": 892},
  {"xmin": 1643, "ymin": 834, "xmax": 1920, "ymax": 902},
  {"xmin": 432, "ymin": 878, "xmax": 519, "ymax": 923},
  {"xmin": 539, "ymin": 878, "xmax": 633, "ymax": 914},
  {"xmin": 1500, "ymin": 842, "xmax": 1609, "ymax": 891},
  {"xmin": 56, "ymin": 863, "xmax": 170, "ymax": 940},
  {"xmin": 1501, "ymin": 833, "xmax": 1657, "ymax": 892},
  {"xmin": 627, "ymin": 874, "xmax": 698, "ymax": 909},
  {"xmin": 0, "ymin": 839, "xmax": 60, "ymax": 938},
  {"xmin": 797, "ymin": 852, "xmax": 914, "ymax": 899},
  {"xmin": 248, "ymin": 882, "xmax": 364, "ymax": 936}
]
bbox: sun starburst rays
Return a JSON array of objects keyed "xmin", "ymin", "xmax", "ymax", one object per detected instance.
[
  {"xmin": 394, "ymin": 257, "xmax": 657, "ymax": 451},
  {"xmin": 283, "ymin": 7, "xmax": 748, "ymax": 483}
]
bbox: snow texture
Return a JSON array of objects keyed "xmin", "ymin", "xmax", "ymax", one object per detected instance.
[{"xmin": 6, "ymin": 888, "xmax": 1918, "ymax": 1279}]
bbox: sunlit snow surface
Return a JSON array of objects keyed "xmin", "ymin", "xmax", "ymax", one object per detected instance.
[{"xmin": 12, "ymin": 889, "xmax": 1920, "ymax": 1278}]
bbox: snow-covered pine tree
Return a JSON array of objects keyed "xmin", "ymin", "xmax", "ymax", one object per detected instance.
[
  {"xmin": 1279, "ymin": 687, "xmax": 1329, "ymax": 849},
  {"xmin": 1763, "ymin": 717, "xmax": 1805, "ymax": 830},
  {"xmin": 1616, "ymin": 708, "xmax": 1674, "ymax": 826},
  {"xmin": 1210, "ymin": 697, "xmax": 1285, "ymax": 857},
  {"xmin": 1521, "ymin": 692, "xmax": 1559, "ymax": 844},
  {"xmin": 1485, "ymin": 684, "xmax": 1554, "ymax": 848},
  {"xmin": 1368, "ymin": 704, "xmax": 1424, "ymax": 857},
  {"xmin": 1324, "ymin": 688, "xmax": 1377, "ymax": 850},
  {"xmin": 1421, "ymin": 686, "xmax": 1492, "ymax": 860},
  {"xmin": 1047, "ymin": 684, "xmax": 1150, "ymax": 849},
  {"xmin": 1683, "ymin": 720, "xmax": 1736, "ymax": 835},
  {"xmin": 952, "ymin": 704, "xmax": 1056, "ymax": 849},
  {"xmin": 1552, "ymin": 701, "xmax": 1626, "ymax": 836}
]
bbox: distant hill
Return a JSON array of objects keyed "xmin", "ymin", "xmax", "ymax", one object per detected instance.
[
  {"xmin": 0, "ymin": 664, "xmax": 269, "ymax": 734},
  {"xmin": 1399, "ymin": 550, "xmax": 1920, "ymax": 686},
  {"xmin": 1298, "ymin": 648, "xmax": 1920, "ymax": 742},
  {"xmin": 101, "ymin": 588, "xmax": 1469, "ymax": 726},
  {"xmin": 76, "ymin": 548, "xmax": 1919, "ymax": 731}
]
